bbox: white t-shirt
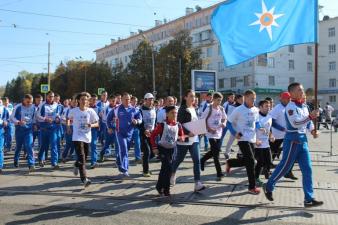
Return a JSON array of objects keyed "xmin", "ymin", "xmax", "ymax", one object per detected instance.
[
  {"xmin": 202, "ymin": 106, "xmax": 227, "ymax": 139},
  {"xmin": 269, "ymin": 103, "xmax": 286, "ymax": 139},
  {"xmin": 68, "ymin": 107, "xmax": 99, "ymax": 143},
  {"xmin": 255, "ymin": 114, "xmax": 272, "ymax": 149},
  {"xmin": 178, "ymin": 107, "xmax": 199, "ymax": 145},
  {"xmin": 228, "ymin": 104, "xmax": 259, "ymax": 143}
]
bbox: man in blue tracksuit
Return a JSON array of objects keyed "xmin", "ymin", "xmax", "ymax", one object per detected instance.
[
  {"xmin": 3, "ymin": 97, "xmax": 14, "ymax": 152},
  {"xmin": 37, "ymin": 91, "xmax": 62, "ymax": 169},
  {"xmin": 90, "ymin": 94, "xmax": 99, "ymax": 168},
  {"xmin": 130, "ymin": 96, "xmax": 141, "ymax": 163},
  {"xmin": 96, "ymin": 91, "xmax": 109, "ymax": 145},
  {"xmin": 107, "ymin": 92, "xmax": 142, "ymax": 176},
  {"xmin": 99, "ymin": 94, "xmax": 118, "ymax": 161},
  {"xmin": 0, "ymin": 101, "xmax": 9, "ymax": 173},
  {"xmin": 61, "ymin": 97, "xmax": 77, "ymax": 162},
  {"xmin": 264, "ymin": 82, "xmax": 323, "ymax": 208},
  {"xmin": 55, "ymin": 94, "xmax": 64, "ymax": 160},
  {"xmin": 33, "ymin": 94, "xmax": 43, "ymax": 150},
  {"xmin": 11, "ymin": 94, "xmax": 36, "ymax": 171}
]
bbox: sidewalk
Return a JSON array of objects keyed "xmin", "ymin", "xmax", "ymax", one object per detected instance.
[{"xmin": 0, "ymin": 131, "xmax": 337, "ymax": 225}]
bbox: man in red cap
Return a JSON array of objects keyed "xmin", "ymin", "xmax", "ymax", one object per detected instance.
[{"xmin": 268, "ymin": 91, "xmax": 297, "ymax": 180}]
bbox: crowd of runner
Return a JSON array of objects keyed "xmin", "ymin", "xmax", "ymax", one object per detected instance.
[{"xmin": 0, "ymin": 82, "xmax": 327, "ymax": 207}]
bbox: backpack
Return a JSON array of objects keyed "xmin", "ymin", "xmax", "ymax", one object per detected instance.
[{"xmin": 205, "ymin": 105, "xmax": 225, "ymax": 132}]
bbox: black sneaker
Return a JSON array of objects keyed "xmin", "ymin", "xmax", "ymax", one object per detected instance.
[
  {"xmin": 263, "ymin": 184, "xmax": 274, "ymax": 201},
  {"xmin": 14, "ymin": 162, "xmax": 19, "ymax": 168},
  {"xmin": 28, "ymin": 166, "xmax": 35, "ymax": 172},
  {"xmin": 284, "ymin": 172, "xmax": 298, "ymax": 180},
  {"xmin": 90, "ymin": 163, "xmax": 98, "ymax": 169},
  {"xmin": 52, "ymin": 164, "xmax": 60, "ymax": 170},
  {"xmin": 200, "ymin": 160, "xmax": 205, "ymax": 171},
  {"xmin": 39, "ymin": 161, "xmax": 45, "ymax": 168},
  {"xmin": 98, "ymin": 153, "xmax": 105, "ymax": 163},
  {"xmin": 304, "ymin": 199, "xmax": 324, "ymax": 208}
]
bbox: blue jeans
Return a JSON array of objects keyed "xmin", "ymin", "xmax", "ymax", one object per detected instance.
[
  {"xmin": 199, "ymin": 135, "xmax": 209, "ymax": 151},
  {"xmin": 131, "ymin": 128, "xmax": 141, "ymax": 160},
  {"xmin": 266, "ymin": 139, "xmax": 314, "ymax": 201},
  {"xmin": 14, "ymin": 129, "xmax": 34, "ymax": 166},
  {"xmin": 0, "ymin": 130, "xmax": 5, "ymax": 169},
  {"xmin": 4, "ymin": 123, "xmax": 14, "ymax": 150},
  {"xmin": 172, "ymin": 142, "xmax": 201, "ymax": 181},
  {"xmin": 90, "ymin": 128, "xmax": 98, "ymax": 165},
  {"xmin": 39, "ymin": 128, "xmax": 58, "ymax": 166}
]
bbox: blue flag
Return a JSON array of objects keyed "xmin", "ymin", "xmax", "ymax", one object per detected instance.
[{"xmin": 211, "ymin": 0, "xmax": 318, "ymax": 66}]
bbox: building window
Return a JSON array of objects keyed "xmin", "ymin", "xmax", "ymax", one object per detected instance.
[
  {"xmin": 329, "ymin": 79, "xmax": 336, "ymax": 88},
  {"xmin": 218, "ymin": 61, "xmax": 224, "ymax": 72},
  {"xmin": 268, "ymin": 76, "xmax": 275, "ymax": 86},
  {"xmin": 207, "ymin": 63, "xmax": 212, "ymax": 70},
  {"xmin": 329, "ymin": 27, "xmax": 335, "ymax": 37},
  {"xmin": 231, "ymin": 77, "xmax": 236, "ymax": 88},
  {"xmin": 307, "ymin": 46, "xmax": 312, "ymax": 55},
  {"xmin": 289, "ymin": 60, "xmax": 295, "ymax": 70},
  {"xmin": 329, "ymin": 44, "xmax": 336, "ymax": 54},
  {"xmin": 289, "ymin": 77, "xmax": 295, "ymax": 84},
  {"xmin": 218, "ymin": 44, "xmax": 222, "ymax": 56},
  {"xmin": 124, "ymin": 56, "xmax": 128, "ymax": 63},
  {"xmin": 207, "ymin": 47, "xmax": 213, "ymax": 57},
  {"xmin": 307, "ymin": 62, "xmax": 313, "ymax": 72},
  {"xmin": 268, "ymin": 57, "xmax": 275, "ymax": 68},
  {"xmin": 218, "ymin": 79, "xmax": 225, "ymax": 89},
  {"xmin": 329, "ymin": 95, "xmax": 336, "ymax": 103},
  {"xmin": 329, "ymin": 61, "xmax": 336, "ymax": 71},
  {"xmin": 244, "ymin": 75, "xmax": 250, "ymax": 86},
  {"xmin": 288, "ymin": 45, "xmax": 294, "ymax": 53},
  {"xmin": 257, "ymin": 54, "xmax": 267, "ymax": 67}
]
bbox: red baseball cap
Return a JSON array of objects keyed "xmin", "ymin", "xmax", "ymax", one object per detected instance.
[{"xmin": 280, "ymin": 91, "xmax": 291, "ymax": 99}]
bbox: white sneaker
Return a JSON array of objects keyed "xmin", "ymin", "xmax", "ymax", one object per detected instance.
[
  {"xmin": 83, "ymin": 178, "xmax": 91, "ymax": 187},
  {"xmin": 194, "ymin": 181, "xmax": 206, "ymax": 192},
  {"xmin": 123, "ymin": 172, "xmax": 129, "ymax": 177},
  {"xmin": 73, "ymin": 166, "xmax": 79, "ymax": 176},
  {"xmin": 170, "ymin": 173, "xmax": 176, "ymax": 186}
]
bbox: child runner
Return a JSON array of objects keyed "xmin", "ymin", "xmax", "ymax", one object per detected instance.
[
  {"xmin": 67, "ymin": 92, "xmax": 99, "ymax": 187},
  {"xmin": 200, "ymin": 92, "xmax": 227, "ymax": 181},
  {"xmin": 150, "ymin": 106, "xmax": 184, "ymax": 196},
  {"xmin": 254, "ymin": 100, "xmax": 274, "ymax": 186}
]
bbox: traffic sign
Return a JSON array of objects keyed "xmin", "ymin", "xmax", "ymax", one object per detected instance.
[
  {"xmin": 40, "ymin": 84, "xmax": 50, "ymax": 94},
  {"xmin": 98, "ymin": 88, "xmax": 105, "ymax": 95}
]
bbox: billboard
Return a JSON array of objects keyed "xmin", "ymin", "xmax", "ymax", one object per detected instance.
[{"xmin": 191, "ymin": 70, "xmax": 217, "ymax": 92}]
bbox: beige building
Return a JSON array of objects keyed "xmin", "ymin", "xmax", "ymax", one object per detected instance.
[{"xmin": 95, "ymin": 3, "xmax": 336, "ymax": 106}]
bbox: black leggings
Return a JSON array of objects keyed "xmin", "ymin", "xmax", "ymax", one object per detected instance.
[
  {"xmin": 156, "ymin": 146, "xmax": 174, "ymax": 194},
  {"xmin": 227, "ymin": 141, "xmax": 256, "ymax": 189},
  {"xmin": 201, "ymin": 138, "xmax": 222, "ymax": 177},
  {"xmin": 254, "ymin": 148, "xmax": 272, "ymax": 179}
]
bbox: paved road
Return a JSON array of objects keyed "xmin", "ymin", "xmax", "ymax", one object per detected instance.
[{"xmin": 0, "ymin": 131, "xmax": 337, "ymax": 225}]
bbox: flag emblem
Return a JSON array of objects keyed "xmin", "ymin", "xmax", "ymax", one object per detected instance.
[{"xmin": 249, "ymin": 0, "xmax": 284, "ymax": 40}]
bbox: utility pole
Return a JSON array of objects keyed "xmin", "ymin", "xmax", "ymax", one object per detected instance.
[
  {"xmin": 152, "ymin": 50, "xmax": 156, "ymax": 96},
  {"xmin": 47, "ymin": 41, "xmax": 51, "ymax": 90},
  {"xmin": 84, "ymin": 66, "xmax": 87, "ymax": 92},
  {"xmin": 179, "ymin": 57, "xmax": 182, "ymax": 102}
]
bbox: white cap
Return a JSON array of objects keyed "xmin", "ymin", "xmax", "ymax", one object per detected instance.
[{"xmin": 144, "ymin": 93, "xmax": 154, "ymax": 99}]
